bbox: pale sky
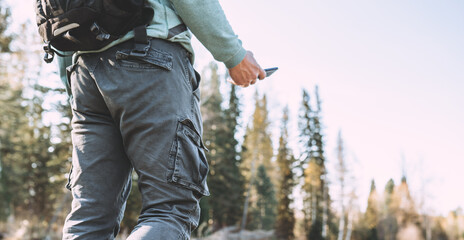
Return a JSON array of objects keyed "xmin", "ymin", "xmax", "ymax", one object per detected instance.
[
  {"xmin": 194, "ymin": 0, "xmax": 464, "ymax": 215},
  {"xmin": 7, "ymin": 0, "xmax": 464, "ymax": 215}
]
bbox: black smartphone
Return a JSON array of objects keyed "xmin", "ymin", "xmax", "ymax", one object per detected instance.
[{"xmin": 264, "ymin": 67, "xmax": 278, "ymax": 77}]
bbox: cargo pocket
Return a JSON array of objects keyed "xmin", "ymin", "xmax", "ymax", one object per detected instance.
[{"xmin": 168, "ymin": 118, "xmax": 210, "ymax": 196}]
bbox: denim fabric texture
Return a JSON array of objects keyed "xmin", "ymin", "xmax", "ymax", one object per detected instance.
[{"xmin": 62, "ymin": 38, "xmax": 209, "ymax": 240}]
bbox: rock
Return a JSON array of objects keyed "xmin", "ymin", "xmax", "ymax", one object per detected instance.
[{"xmin": 193, "ymin": 226, "xmax": 274, "ymax": 240}]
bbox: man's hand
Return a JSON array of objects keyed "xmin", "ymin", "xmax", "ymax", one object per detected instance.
[{"xmin": 228, "ymin": 51, "xmax": 266, "ymax": 88}]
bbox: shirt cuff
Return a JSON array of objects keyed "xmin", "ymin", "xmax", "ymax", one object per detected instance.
[{"xmin": 223, "ymin": 47, "xmax": 247, "ymax": 69}]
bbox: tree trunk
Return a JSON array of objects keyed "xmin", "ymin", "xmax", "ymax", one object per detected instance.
[
  {"xmin": 322, "ymin": 178, "xmax": 328, "ymax": 239},
  {"xmin": 344, "ymin": 211, "xmax": 353, "ymax": 240}
]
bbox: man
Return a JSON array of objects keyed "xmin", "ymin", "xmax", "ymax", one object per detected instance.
[{"xmin": 59, "ymin": 0, "xmax": 266, "ymax": 239}]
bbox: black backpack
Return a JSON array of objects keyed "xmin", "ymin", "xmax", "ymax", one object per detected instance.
[{"xmin": 35, "ymin": 0, "xmax": 154, "ymax": 62}]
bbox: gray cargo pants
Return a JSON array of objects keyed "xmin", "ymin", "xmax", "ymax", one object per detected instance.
[{"xmin": 62, "ymin": 38, "xmax": 209, "ymax": 240}]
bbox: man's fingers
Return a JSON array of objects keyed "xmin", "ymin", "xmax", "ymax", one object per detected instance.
[
  {"xmin": 227, "ymin": 78, "xmax": 243, "ymax": 87},
  {"xmin": 227, "ymin": 78, "xmax": 251, "ymax": 88},
  {"xmin": 258, "ymin": 67, "xmax": 266, "ymax": 80}
]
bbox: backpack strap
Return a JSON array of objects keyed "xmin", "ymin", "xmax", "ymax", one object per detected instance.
[
  {"xmin": 43, "ymin": 24, "xmax": 150, "ymax": 63},
  {"xmin": 43, "ymin": 42, "xmax": 75, "ymax": 63},
  {"xmin": 129, "ymin": 25, "xmax": 150, "ymax": 57}
]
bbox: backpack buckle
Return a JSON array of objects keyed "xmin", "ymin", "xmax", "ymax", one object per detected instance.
[
  {"xmin": 129, "ymin": 40, "xmax": 151, "ymax": 58},
  {"xmin": 90, "ymin": 23, "xmax": 112, "ymax": 41},
  {"xmin": 43, "ymin": 42, "xmax": 55, "ymax": 63}
]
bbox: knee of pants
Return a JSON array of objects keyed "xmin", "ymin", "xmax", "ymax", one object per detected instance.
[
  {"xmin": 63, "ymin": 172, "xmax": 132, "ymax": 239},
  {"xmin": 128, "ymin": 203, "xmax": 200, "ymax": 240}
]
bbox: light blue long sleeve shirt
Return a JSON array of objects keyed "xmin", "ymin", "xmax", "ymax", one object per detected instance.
[{"xmin": 58, "ymin": 0, "xmax": 246, "ymax": 92}]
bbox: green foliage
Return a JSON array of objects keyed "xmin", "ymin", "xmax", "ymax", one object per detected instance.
[
  {"xmin": 274, "ymin": 107, "xmax": 295, "ymax": 240},
  {"xmin": 308, "ymin": 219, "xmax": 323, "ymax": 240},
  {"xmin": 197, "ymin": 63, "xmax": 245, "ymax": 231},
  {"xmin": 364, "ymin": 180, "xmax": 380, "ymax": 240},
  {"xmin": 196, "ymin": 62, "xmax": 222, "ymax": 232},
  {"xmin": 376, "ymin": 179, "xmax": 398, "ymax": 240},
  {"xmin": 248, "ymin": 164, "xmax": 276, "ymax": 230},
  {"xmin": 298, "ymin": 89, "xmax": 312, "ymax": 174},
  {"xmin": 21, "ymin": 85, "xmax": 59, "ymax": 217},
  {"xmin": 120, "ymin": 172, "xmax": 142, "ymax": 233},
  {"xmin": 0, "ymin": 1, "xmax": 12, "ymax": 52},
  {"xmin": 0, "ymin": 80, "xmax": 72, "ymax": 238},
  {"xmin": 196, "ymin": 196, "xmax": 211, "ymax": 236},
  {"xmin": 216, "ymin": 84, "xmax": 245, "ymax": 226},
  {"xmin": 0, "ymin": 16, "xmax": 73, "ymax": 236},
  {"xmin": 384, "ymin": 179, "xmax": 395, "ymax": 197},
  {"xmin": 240, "ymin": 93, "xmax": 276, "ymax": 230},
  {"xmin": 0, "ymin": 79, "xmax": 27, "ymax": 220},
  {"xmin": 432, "ymin": 218, "xmax": 449, "ymax": 240},
  {"xmin": 241, "ymin": 93, "xmax": 274, "ymax": 181},
  {"xmin": 299, "ymin": 87, "xmax": 333, "ymax": 240}
]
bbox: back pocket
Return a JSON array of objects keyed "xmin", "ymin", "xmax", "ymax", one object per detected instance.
[
  {"xmin": 168, "ymin": 118, "xmax": 210, "ymax": 196},
  {"xmin": 115, "ymin": 46, "xmax": 173, "ymax": 71}
]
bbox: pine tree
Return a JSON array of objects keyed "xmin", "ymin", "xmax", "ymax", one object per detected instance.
[
  {"xmin": 0, "ymin": 0, "xmax": 12, "ymax": 52},
  {"xmin": 299, "ymin": 87, "xmax": 333, "ymax": 240},
  {"xmin": 208, "ymin": 81, "xmax": 245, "ymax": 228},
  {"xmin": 336, "ymin": 131, "xmax": 347, "ymax": 240},
  {"xmin": 0, "ymin": 19, "xmax": 73, "ymax": 236},
  {"xmin": 431, "ymin": 218, "xmax": 449, "ymax": 240},
  {"xmin": 20, "ymin": 75, "xmax": 72, "ymax": 236},
  {"xmin": 45, "ymin": 90, "xmax": 73, "ymax": 237},
  {"xmin": 215, "ymin": 84, "xmax": 245, "ymax": 226},
  {"xmin": 0, "ymin": 65, "xmax": 67, "ymax": 236},
  {"xmin": 274, "ymin": 107, "xmax": 295, "ymax": 240},
  {"xmin": 240, "ymin": 93, "xmax": 274, "ymax": 181},
  {"xmin": 304, "ymin": 160, "xmax": 324, "ymax": 240},
  {"xmin": 240, "ymin": 92, "xmax": 275, "ymax": 230},
  {"xmin": 395, "ymin": 176, "xmax": 419, "ymax": 226},
  {"xmin": 378, "ymin": 179, "xmax": 398, "ymax": 240},
  {"xmin": 195, "ymin": 63, "xmax": 245, "ymax": 232},
  {"xmin": 298, "ymin": 90, "xmax": 313, "ymax": 173},
  {"xmin": 198, "ymin": 62, "xmax": 223, "ymax": 232},
  {"xmin": 249, "ymin": 164, "xmax": 277, "ymax": 230},
  {"xmin": 0, "ymin": 79, "xmax": 27, "ymax": 220},
  {"xmin": 384, "ymin": 179, "xmax": 395, "ymax": 210},
  {"xmin": 365, "ymin": 180, "xmax": 380, "ymax": 240},
  {"xmin": 19, "ymin": 85, "xmax": 61, "ymax": 219},
  {"xmin": 394, "ymin": 176, "xmax": 422, "ymax": 240},
  {"xmin": 0, "ymin": 7, "xmax": 17, "ymax": 216}
]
